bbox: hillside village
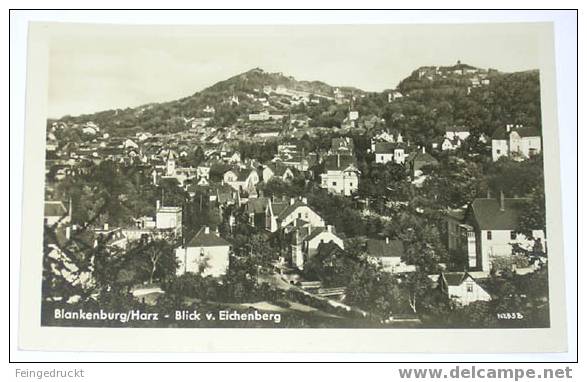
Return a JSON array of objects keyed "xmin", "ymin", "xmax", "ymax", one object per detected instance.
[{"xmin": 42, "ymin": 62, "xmax": 550, "ymax": 328}]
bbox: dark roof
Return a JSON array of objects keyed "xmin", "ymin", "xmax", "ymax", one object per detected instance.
[
  {"xmin": 246, "ymin": 197, "xmax": 270, "ymax": 214},
  {"xmin": 441, "ymin": 272, "xmax": 472, "ymax": 286},
  {"xmin": 277, "ymin": 200, "xmax": 307, "ymax": 221},
  {"xmin": 44, "ymin": 201, "xmax": 68, "ymax": 217},
  {"xmin": 187, "ymin": 227, "xmax": 230, "ymax": 247},
  {"xmin": 409, "ymin": 152, "xmax": 438, "ymax": 166},
  {"xmin": 374, "ymin": 142, "xmax": 397, "ymax": 154},
  {"xmin": 366, "ymin": 239, "xmax": 405, "ymax": 258},
  {"xmin": 323, "ymin": 154, "xmax": 357, "ymax": 171},
  {"xmin": 316, "ymin": 241, "xmax": 345, "ymax": 257},
  {"xmin": 470, "ymin": 198, "xmax": 528, "ymax": 230}
]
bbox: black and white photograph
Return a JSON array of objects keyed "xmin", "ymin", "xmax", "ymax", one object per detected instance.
[{"xmin": 35, "ymin": 22, "xmax": 559, "ymax": 331}]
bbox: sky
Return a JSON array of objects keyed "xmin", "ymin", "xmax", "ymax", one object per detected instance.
[{"xmin": 47, "ymin": 23, "xmax": 545, "ymax": 118}]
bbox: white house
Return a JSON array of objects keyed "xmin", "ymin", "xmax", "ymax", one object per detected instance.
[
  {"xmin": 223, "ymin": 168, "xmax": 260, "ymax": 194},
  {"xmin": 320, "ymin": 154, "xmax": 360, "ymax": 196},
  {"xmin": 491, "ymin": 124, "xmax": 541, "ymax": 162},
  {"xmin": 365, "ymin": 238, "xmax": 416, "ymax": 274},
  {"xmin": 373, "ymin": 142, "xmax": 407, "ymax": 164},
  {"xmin": 449, "ymin": 193, "xmax": 546, "ymax": 272},
  {"xmin": 156, "ymin": 200, "xmax": 182, "ymax": 236},
  {"xmin": 175, "ymin": 226, "xmax": 230, "ymax": 277},
  {"xmin": 261, "ymin": 164, "xmax": 295, "ymax": 183},
  {"xmin": 437, "ymin": 272, "xmax": 491, "ymax": 306},
  {"xmin": 290, "ymin": 225, "xmax": 344, "ymax": 270}
]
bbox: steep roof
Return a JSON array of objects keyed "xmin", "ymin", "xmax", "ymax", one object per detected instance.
[
  {"xmin": 366, "ymin": 239, "xmax": 405, "ymax": 258},
  {"xmin": 246, "ymin": 197, "xmax": 270, "ymax": 214},
  {"xmin": 470, "ymin": 198, "xmax": 528, "ymax": 230},
  {"xmin": 374, "ymin": 142, "xmax": 398, "ymax": 154},
  {"xmin": 187, "ymin": 227, "xmax": 230, "ymax": 248},
  {"xmin": 316, "ymin": 241, "xmax": 345, "ymax": 258},
  {"xmin": 323, "ymin": 154, "xmax": 357, "ymax": 171},
  {"xmin": 441, "ymin": 272, "xmax": 473, "ymax": 286}
]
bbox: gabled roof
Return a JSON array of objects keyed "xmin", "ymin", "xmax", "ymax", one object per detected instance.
[
  {"xmin": 441, "ymin": 272, "xmax": 474, "ymax": 286},
  {"xmin": 246, "ymin": 197, "xmax": 271, "ymax": 214},
  {"xmin": 374, "ymin": 142, "xmax": 402, "ymax": 154},
  {"xmin": 277, "ymin": 200, "xmax": 308, "ymax": 221},
  {"xmin": 323, "ymin": 154, "xmax": 357, "ymax": 171},
  {"xmin": 366, "ymin": 239, "xmax": 405, "ymax": 258},
  {"xmin": 316, "ymin": 241, "xmax": 345, "ymax": 258},
  {"xmin": 470, "ymin": 198, "xmax": 528, "ymax": 230},
  {"xmin": 186, "ymin": 227, "xmax": 230, "ymax": 248}
]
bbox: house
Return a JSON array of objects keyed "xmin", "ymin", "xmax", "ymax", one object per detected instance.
[
  {"xmin": 44, "ymin": 200, "xmax": 71, "ymax": 227},
  {"xmin": 261, "ymin": 163, "xmax": 295, "ymax": 182},
  {"xmin": 320, "ymin": 154, "xmax": 360, "ymax": 196},
  {"xmin": 447, "ymin": 192, "xmax": 546, "ymax": 272},
  {"xmin": 290, "ymin": 225, "xmax": 344, "ymax": 270},
  {"xmin": 441, "ymin": 136, "xmax": 461, "ymax": 151},
  {"xmin": 175, "ymin": 226, "xmax": 230, "ymax": 277},
  {"xmin": 275, "ymin": 197, "xmax": 325, "ymax": 231},
  {"xmin": 223, "ymin": 167, "xmax": 260, "ymax": 194},
  {"xmin": 444, "ymin": 126, "xmax": 471, "ymax": 141},
  {"xmin": 155, "ymin": 200, "xmax": 182, "ymax": 236},
  {"xmin": 491, "ymin": 124, "xmax": 542, "ymax": 162},
  {"xmin": 365, "ymin": 238, "xmax": 416, "ymax": 274},
  {"xmin": 373, "ymin": 142, "xmax": 407, "ymax": 164},
  {"xmin": 437, "ymin": 272, "xmax": 491, "ymax": 306}
]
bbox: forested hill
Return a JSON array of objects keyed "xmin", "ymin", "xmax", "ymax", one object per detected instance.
[{"xmin": 51, "ymin": 64, "xmax": 542, "ymax": 145}]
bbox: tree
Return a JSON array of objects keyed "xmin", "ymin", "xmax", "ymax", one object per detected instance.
[{"xmin": 142, "ymin": 239, "xmax": 177, "ymax": 284}]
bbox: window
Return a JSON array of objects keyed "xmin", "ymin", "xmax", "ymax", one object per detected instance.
[
  {"xmin": 298, "ymin": 213, "xmax": 302, "ymax": 219},
  {"xmin": 350, "ymin": 182, "xmax": 353, "ymax": 187},
  {"xmin": 332, "ymin": 181, "xmax": 337, "ymax": 186},
  {"xmin": 496, "ymin": 149, "xmax": 501, "ymax": 154},
  {"xmin": 466, "ymin": 283, "xmax": 474, "ymax": 293},
  {"xmin": 510, "ymin": 231, "xmax": 517, "ymax": 240},
  {"xmin": 486, "ymin": 231, "xmax": 492, "ymax": 240}
]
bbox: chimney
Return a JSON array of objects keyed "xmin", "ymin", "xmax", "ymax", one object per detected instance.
[
  {"xmin": 215, "ymin": 226, "xmax": 220, "ymax": 236},
  {"xmin": 499, "ymin": 190, "xmax": 505, "ymax": 211},
  {"xmin": 506, "ymin": 124, "xmax": 511, "ymax": 133},
  {"xmin": 290, "ymin": 197, "xmax": 295, "ymax": 206},
  {"xmin": 204, "ymin": 226, "xmax": 210, "ymax": 234},
  {"xmin": 422, "ymin": 146, "xmax": 426, "ymax": 154},
  {"xmin": 65, "ymin": 226, "xmax": 71, "ymax": 240},
  {"xmin": 302, "ymin": 197, "xmax": 307, "ymax": 204},
  {"xmin": 156, "ymin": 200, "xmax": 160, "ymax": 210},
  {"xmin": 327, "ymin": 225, "xmax": 333, "ymax": 233},
  {"xmin": 385, "ymin": 237, "xmax": 389, "ymax": 244},
  {"xmin": 337, "ymin": 154, "xmax": 340, "ymax": 168}
]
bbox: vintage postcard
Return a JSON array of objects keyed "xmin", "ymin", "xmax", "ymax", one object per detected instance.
[{"xmin": 18, "ymin": 21, "xmax": 567, "ymax": 352}]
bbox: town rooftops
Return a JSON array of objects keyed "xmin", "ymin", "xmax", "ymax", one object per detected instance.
[
  {"xmin": 186, "ymin": 226, "xmax": 230, "ymax": 248},
  {"xmin": 331, "ymin": 137, "xmax": 355, "ymax": 152},
  {"xmin": 366, "ymin": 238, "xmax": 405, "ymax": 258},
  {"xmin": 470, "ymin": 197, "xmax": 528, "ymax": 230},
  {"xmin": 44, "ymin": 201, "xmax": 68, "ymax": 217}
]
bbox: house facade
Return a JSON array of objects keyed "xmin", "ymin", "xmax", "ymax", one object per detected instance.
[
  {"xmin": 365, "ymin": 238, "xmax": 416, "ymax": 274},
  {"xmin": 438, "ymin": 272, "xmax": 491, "ymax": 306},
  {"xmin": 320, "ymin": 154, "xmax": 360, "ymax": 196},
  {"xmin": 175, "ymin": 226, "xmax": 230, "ymax": 277},
  {"xmin": 447, "ymin": 193, "xmax": 546, "ymax": 272},
  {"xmin": 491, "ymin": 124, "xmax": 542, "ymax": 162}
]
